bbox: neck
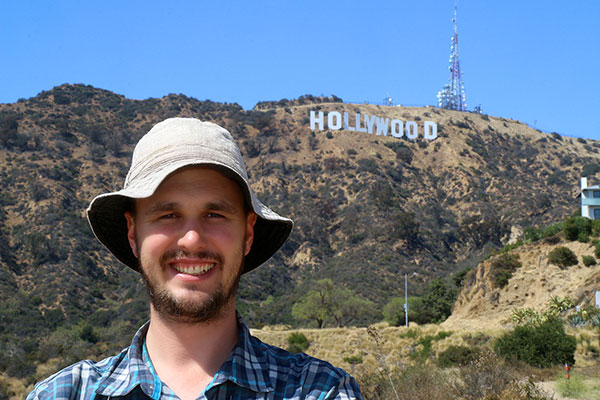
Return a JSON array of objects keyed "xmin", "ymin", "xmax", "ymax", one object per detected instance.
[{"xmin": 144, "ymin": 302, "xmax": 239, "ymax": 398}]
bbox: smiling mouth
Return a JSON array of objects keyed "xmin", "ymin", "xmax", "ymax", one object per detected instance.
[{"xmin": 171, "ymin": 263, "xmax": 215, "ymax": 276}]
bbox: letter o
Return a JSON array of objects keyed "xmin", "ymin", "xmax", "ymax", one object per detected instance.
[
  {"xmin": 328, "ymin": 112, "xmax": 342, "ymax": 131},
  {"xmin": 391, "ymin": 120, "xmax": 403, "ymax": 138},
  {"xmin": 406, "ymin": 121, "xmax": 418, "ymax": 139}
]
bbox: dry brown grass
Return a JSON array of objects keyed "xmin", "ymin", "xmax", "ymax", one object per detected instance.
[
  {"xmin": 253, "ymin": 321, "xmax": 598, "ymax": 399},
  {"xmin": 0, "ymin": 374, "xmax": 30, "ymax": 400},
  {"xmin": 5, "ymin": 322, "xmax": 597, "ymax": 399},
  {"xmin": 252, "ymin": 322, "xmax": 510, "ymax": 382}
]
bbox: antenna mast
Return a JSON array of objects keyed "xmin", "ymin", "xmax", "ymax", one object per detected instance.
[{"xmin": 437, "ymin": 0, "xmax": 467, "ymax": 111}]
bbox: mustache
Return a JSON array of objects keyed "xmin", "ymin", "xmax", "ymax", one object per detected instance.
[{"xmin": 160, "ymin": 249, "xmax": 223, "ymax": 265}]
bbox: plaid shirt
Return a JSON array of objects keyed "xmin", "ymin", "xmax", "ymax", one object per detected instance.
[{"xmin": 27, "ymin": 317, "xmax": 362, "ymax": 400}]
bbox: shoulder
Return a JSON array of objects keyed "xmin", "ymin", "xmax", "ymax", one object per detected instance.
[
  {"xmin": 26, "ymin": 349, "xmax": 127, "ymax": 400},
  {"xmin": 247, "ymin": 334, "xmax": 362, "ymax": 399}
]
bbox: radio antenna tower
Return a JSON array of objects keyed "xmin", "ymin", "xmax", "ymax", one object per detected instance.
[{"xmin": 437, "ymin": 1, "xmax": 467, "ymax": 111}]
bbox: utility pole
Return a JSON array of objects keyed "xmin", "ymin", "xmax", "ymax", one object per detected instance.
[{"xmin": 404, "ymin": 274, "xmax": 409, "ymax": 327}]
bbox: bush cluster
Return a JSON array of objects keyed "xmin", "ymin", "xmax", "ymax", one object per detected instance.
[
  {"xmin": 437, "ymin": 345, "xmax": 479, "ymax": 368},
  {"xmin": 592, "ymin": 239, "xmax": 600, "ymax": 259},
  {"xmin": 581, "ymin": 255, "xmax": 596, "ymax": 266},
  {"xmin": 563, "ymin": 216, "xmax": 591, "ymax": 242},
  {"xmin": 494, "ymin": 319, "xmax": 576, "ymax": 368},
  {"xmin": 523, "ymin": 222, "xmax": 562, "ymax": 243},
  {"xmin": 548, "ymin": 247, "xmax": 578, "ymax": 268},
  {"xmin": 490, "ymin": 253, "xmax": 521, "ymax": 288},
  {"xmin": 287, "ymin": 332, "xmax": 310, "ymax": 354}
]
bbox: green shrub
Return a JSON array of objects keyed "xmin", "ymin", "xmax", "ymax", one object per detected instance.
[
  {"xmin": 593, "ymin": 241, "xmax": 600, "ymax": 259},
  {"xmin": 398, "ymin": 328, "xmax": 420, "ymax": 339},
  {"xmin": 494, "ymin": 319, "xmax": 576, "ymax": 368},
  {"xmin": 523, "ymin": 227, "xmax": 541, "ymax": 242},
  {"xmin": 555, "ymin": 372, "xmax": 588, "ymax": 398},
  {"xmin": 582, "ymin": 163, "xmax": 600, "ymax": 177},
  {"xmin": 412, "ymin": 331, "xmax": 453, "ymax": 360},
  {"xmin": 577, "ymin": 232, "xmax": 590, "ymax": 243},
  {"xmin": 383, "ymin": 297, "xmax": 405, "ymax": 326},
  {"xmin": 79, "ymin": 324, "xmax": 98, "ymax": 343},
  {"xmin": 524, "ymin": 222, "xmax": 563, "ymax": 242},
  {"xmin": 544, "ymin": 235, "xmax": 561, "ymax": 245},
  {"xmin": 287, "ymin": 332, "xmax": 310, "ymax": 354},
  {"xmin": 420, "ymin": 279, "xmax": 457, "ymax": 323},
  {"xmin": 437, "ymin": 345, "xmax": 479, "ymax": 368},
  {"xmin": 548, "ymin": 247, "xmax": 578, "ymax": 268},
  {"xmin": 452, "ymin": 267, "xmax": 473, "ymax": 288},
  {"xmin": 498, "ymin": 240, "xmax": 523, "ymax": 254},
  {"xmin": 0, "ymin": 384, "xmax": 9, "ymax": 400},
  {"xmin": 564, "ymin": 220, "xmax": 579, "ymax": 241},
  {"xmin": 563, "ymin": 216, "xmax": 591, "ymax": 241},
  {"xmin": 490, "ymin": 253, "xmax": 521, "ymax": 288},
  {"xmin": 582, "ymin": 255, "xmax": 596, "ymax": 266},
  {"xmin": 592, "ymin": 220, "xmax": 600, "ymax": 236},
  {"xmin": 343, "ymin": 355, "xmax": 363, "ymax": 365}
]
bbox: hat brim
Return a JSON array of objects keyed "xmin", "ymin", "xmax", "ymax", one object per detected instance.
[{"xmin": 86, "ymin": 163, "xmax": 293, "ymax": 274}]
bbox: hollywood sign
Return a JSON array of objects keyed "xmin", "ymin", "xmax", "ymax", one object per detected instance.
[{"xmin": 310, "ymin": 110, "xmax": 438, "ymax": 140}]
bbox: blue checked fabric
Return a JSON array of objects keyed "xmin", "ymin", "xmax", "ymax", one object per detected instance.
[{"xmin": 27, "ymin": 316, "xmax": 362, "ymax": 400}]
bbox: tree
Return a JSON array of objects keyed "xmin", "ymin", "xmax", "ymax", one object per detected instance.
[
  {"xmin": 332, "ymin": 289, "xmax": 377, "ymax": 327},
  {"xmin": 421, "ymin": 278, "xmax": 457, "ymax": 323},
  {"xmin": 383, "ymin": 297, "xmax": 405, "ymax": 326},
  {"xmin": 384, "ymin": 296, "xmax": 439, "ymax": 326},
  {"xmin": 292, "ymin": 279, "xmax": 375, "ymax": 328},
  {"xmin": 291, "ymin": 290, "xmax": 329, "ymax": 328}
]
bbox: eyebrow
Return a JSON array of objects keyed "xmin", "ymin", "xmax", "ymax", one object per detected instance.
[
  {"xmin": 143, "ymin": 200, "xmax": 239, "ymax": 216},
  {"xmin": 205, "ymin": 201, "xmax": 239, "ymax": 215},
  {"xmin": 143, "ymin": 201, "xmax": 179, "ymax": 216}
]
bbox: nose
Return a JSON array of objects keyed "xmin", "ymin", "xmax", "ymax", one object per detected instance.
[{"xmin": 177, "ymin": 221, "xmax": 206, "ymax": 251}]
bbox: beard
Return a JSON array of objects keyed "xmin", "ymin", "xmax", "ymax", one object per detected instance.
[{"xmin": 139, "ymin": 248, "xmax": 243, "ymax": 325}]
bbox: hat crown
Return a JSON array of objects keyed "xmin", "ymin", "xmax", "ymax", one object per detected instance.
[{"xmin": 125, "ymin": 118, "xmax": 248, "ymax": 189}]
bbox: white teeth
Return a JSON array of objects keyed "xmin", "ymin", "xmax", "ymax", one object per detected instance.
[{"xmin": 172, "ymin": 263, "xmax": 214, "ymax": 275}]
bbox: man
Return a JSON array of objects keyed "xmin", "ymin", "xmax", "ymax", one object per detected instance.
[{"xmin": 28, "ymin": 118, "xmax": 362, "ymax": 399}]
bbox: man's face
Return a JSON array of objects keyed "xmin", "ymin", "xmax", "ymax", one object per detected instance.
[{"xmin": 125, "ymin": 166, "xmax": 256, "ymax": 324}]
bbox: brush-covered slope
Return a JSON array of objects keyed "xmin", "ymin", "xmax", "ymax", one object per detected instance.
[
  {"xmin": 0, "ymin": 83, "xmax": 598, "ymax": 346},
  {"xmin": 445, "ymin": 238, "xmax": 600, "ymax": 330}
]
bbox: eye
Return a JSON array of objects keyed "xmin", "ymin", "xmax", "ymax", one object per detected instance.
[
  {"xmin": 159, "ymin": 213, "xmax": 178, "ymax": 220},
  {"xmin": 206, "ymin": 212, "xmax": 225, "ymax": 219}
]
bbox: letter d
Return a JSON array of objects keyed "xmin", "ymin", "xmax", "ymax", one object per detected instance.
[{"xmin": 424, "ymin": 121, "xmax": 437, "ymax": 140}]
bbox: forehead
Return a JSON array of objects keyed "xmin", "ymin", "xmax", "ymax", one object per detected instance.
[{"xmin": 144, "ymin": 166, "xmax": 246, "ymax": 206}]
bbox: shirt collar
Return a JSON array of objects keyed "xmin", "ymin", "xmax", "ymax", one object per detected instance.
[
  {"xmin": 95, "ymin": 314, "xmax": 274, "ymax": 398},
  {"xmin": 209, "ymin": 313, "xmax": 274, "ymax": 394},
  {"xmin": 95, "ymin": 321, "xmax": 158, "ymax": 398}
]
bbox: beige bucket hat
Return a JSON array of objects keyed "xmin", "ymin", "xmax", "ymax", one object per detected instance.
[{"xmin": 86, "ymin": 118, "xmax": 293, "ymax": 274}]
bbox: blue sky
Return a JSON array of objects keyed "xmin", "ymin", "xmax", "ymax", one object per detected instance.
[{"xmin": 1, "ymin": 1, "xmax": 599, "ymax": 139}]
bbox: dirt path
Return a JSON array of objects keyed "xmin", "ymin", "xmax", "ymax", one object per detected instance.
[
  {"xmin": 537, "ymin": 380, "xmax": 600, "ymax": 400},
  {"xmin": 536, "ymin": 381, "xmax": 574, "ymax": 400}
]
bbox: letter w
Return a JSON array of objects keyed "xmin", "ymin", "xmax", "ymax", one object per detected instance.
[{"xmin": 376, "ymin": 117, "xmax": 389, "ymax": 136}]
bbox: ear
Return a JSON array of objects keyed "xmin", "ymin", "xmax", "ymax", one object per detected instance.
[
  {"xmin": 244, "ymin": 212, "xmax": 257, "ymax": 256},
  {"xmin": 124, "ymin": 211, "xmax": 139, "ymax": 258}
]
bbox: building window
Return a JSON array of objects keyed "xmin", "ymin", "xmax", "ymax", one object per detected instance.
[
  {"xmin": 594, "ymin": 209, "xmax": 600, "ymax": 219},
  {"xmin": 594, "ymin": 191, "xmax": 600, "ymax": 198}
]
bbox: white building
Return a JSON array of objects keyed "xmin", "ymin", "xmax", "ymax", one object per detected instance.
[{"xmin": 580, "ymin": 177, "xmax": 600, "ymax": 219}]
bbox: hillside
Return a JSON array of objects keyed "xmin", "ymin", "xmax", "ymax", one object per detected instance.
[
  {"xmin": 445, "ymin": 237, "xmax": 600, "ymax": 330},
  {"xmin": 1, "ymin": 84, "xmax": 600, "ymax": 381}
]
